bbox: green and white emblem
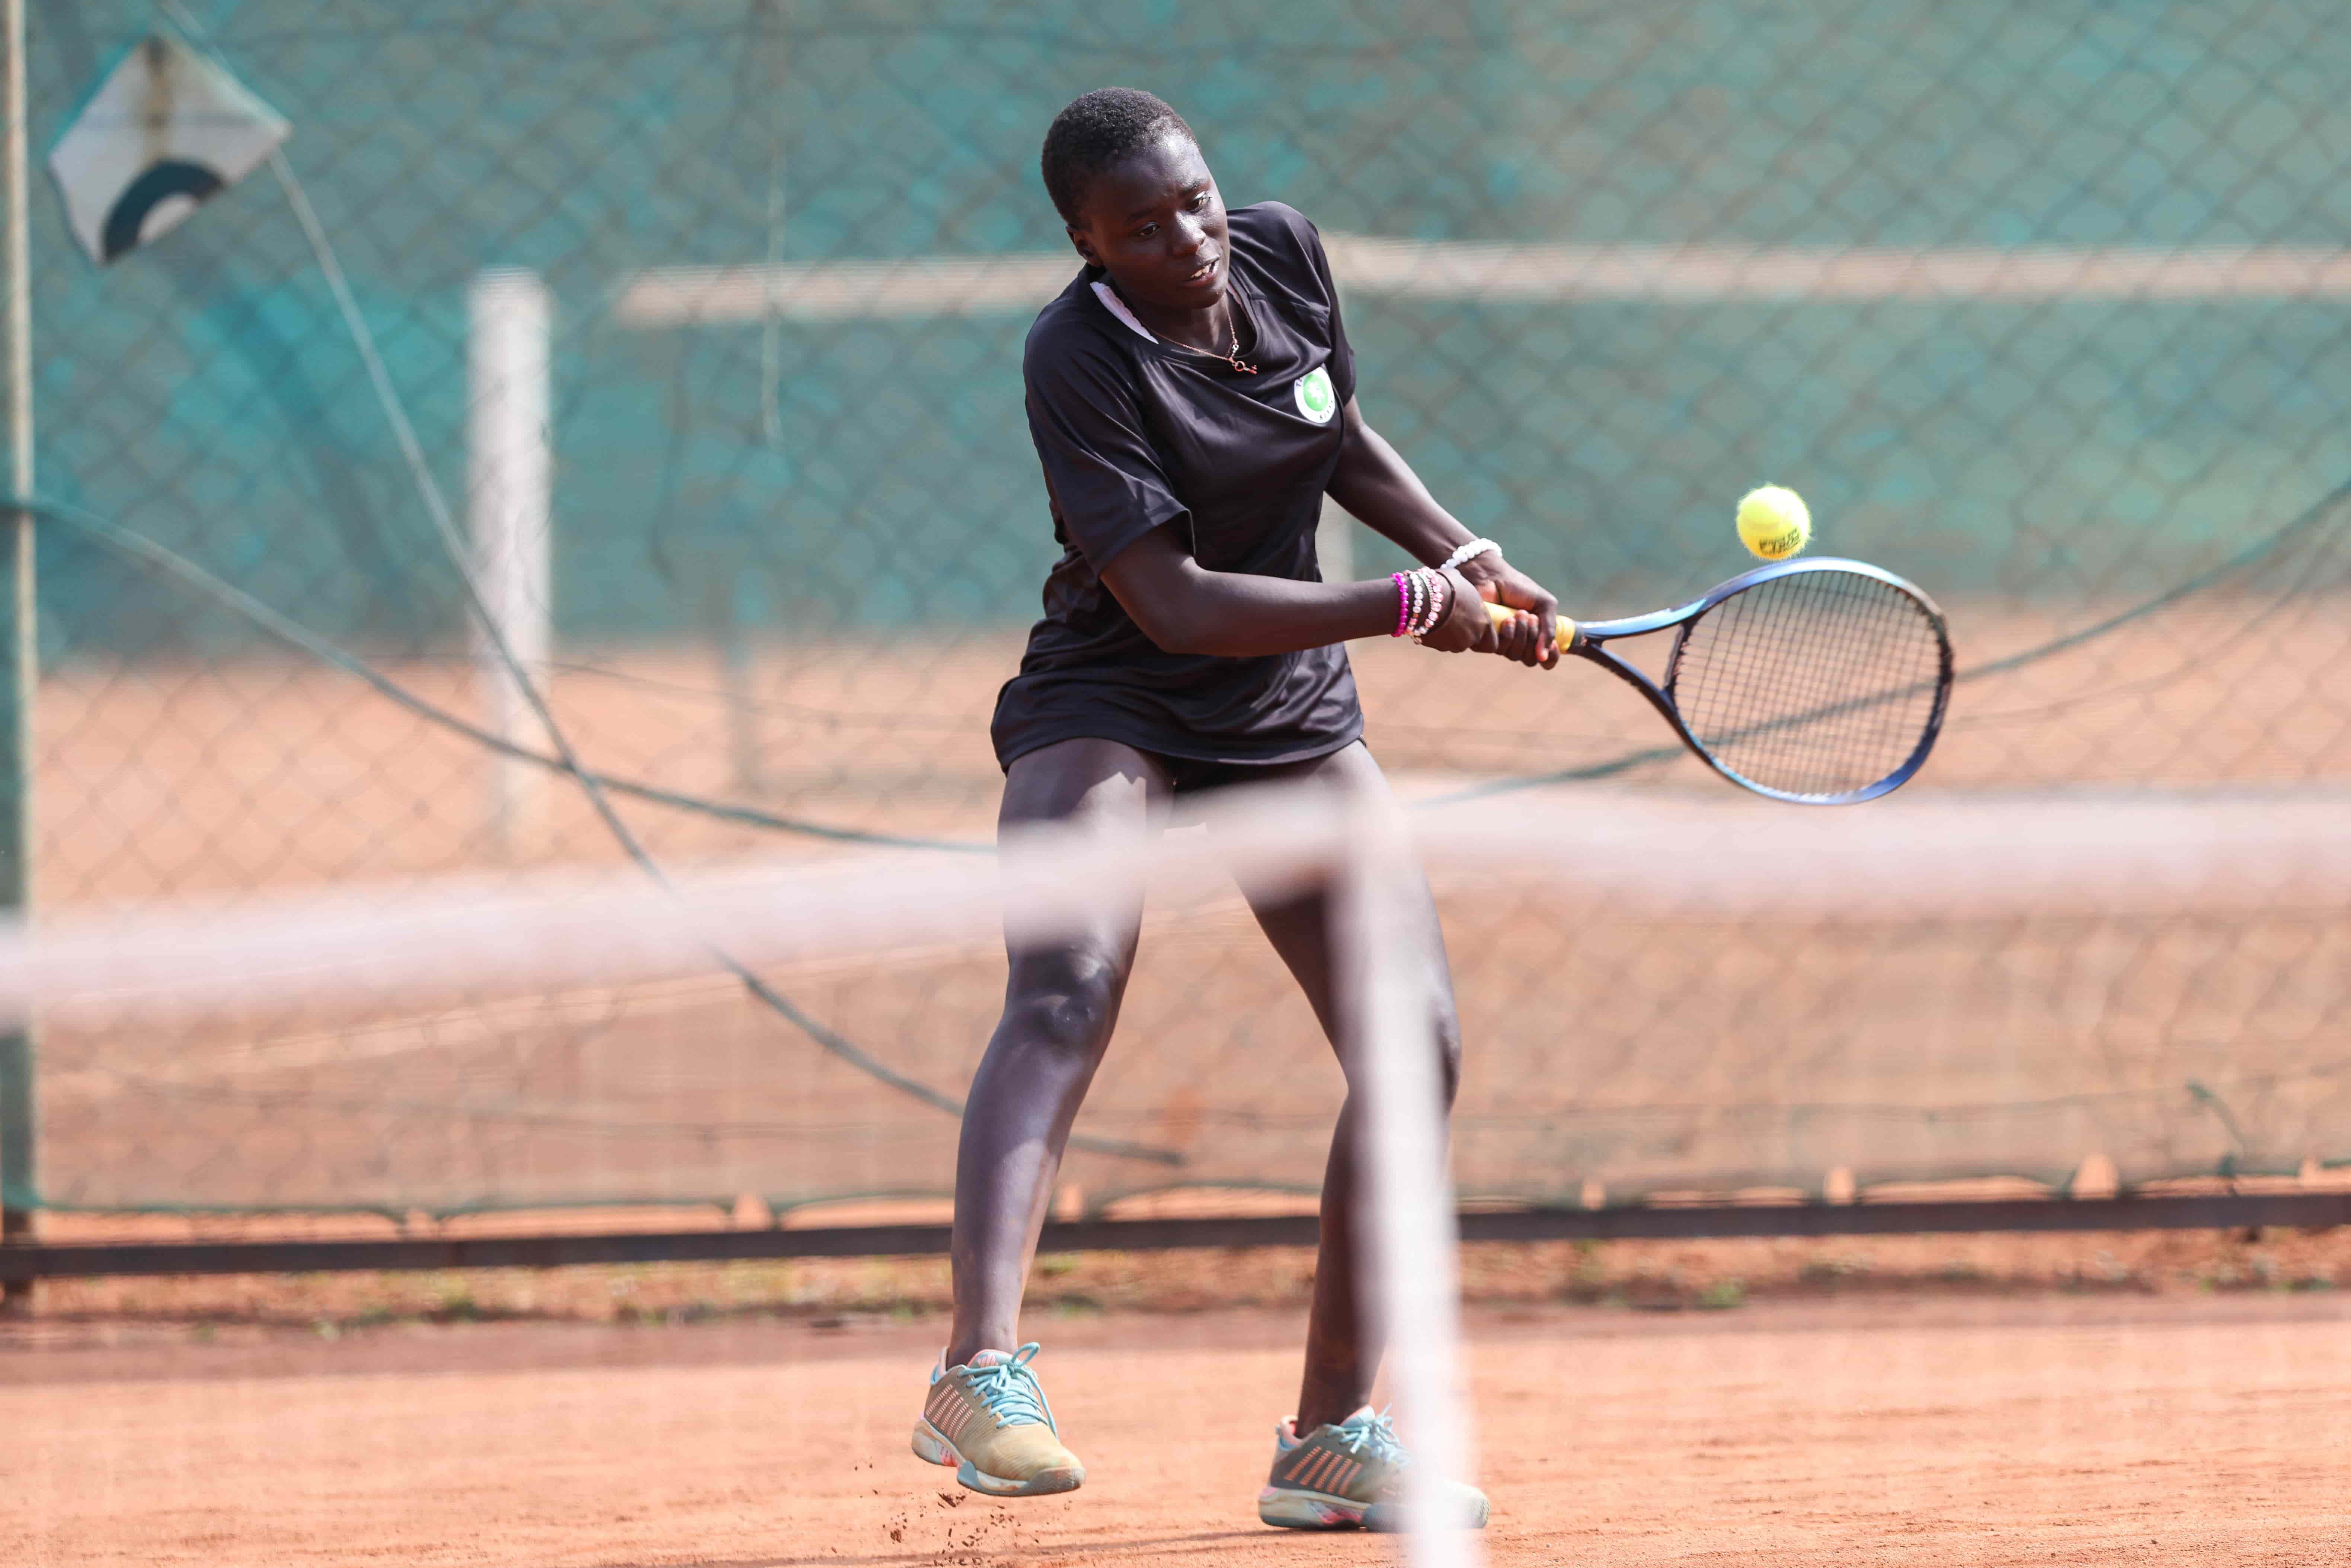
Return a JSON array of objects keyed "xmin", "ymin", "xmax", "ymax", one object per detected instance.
[{"xmin": 1293, "ymin": 364, "xmax": 1336, "ymax": 424}]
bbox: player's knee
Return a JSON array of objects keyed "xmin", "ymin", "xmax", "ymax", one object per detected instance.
[
  {"xmin": 1014, "ymin": 985, "xmax": 1117, "ymax": 1065},
  {"xmin": 1005, "ymin": 951, "xmax": 1125, "ymax": 1063}
]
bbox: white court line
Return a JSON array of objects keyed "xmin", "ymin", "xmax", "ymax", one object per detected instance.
[{"xmin": 613, "ymin": 239, "xmax": 2351, "ymax": 324}]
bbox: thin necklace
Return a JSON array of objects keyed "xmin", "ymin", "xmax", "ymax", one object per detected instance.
[
  {"xmin": 1221, "ymin": 323, "xmax": 1258, "ymax": 375},
  {"xmin": 1219, "ymin": 304, "xmax": 1258, "ymax": 375},
  {"xmin": 1100, "ymin": 278, "xmax": 1257, "ymax": 372}
]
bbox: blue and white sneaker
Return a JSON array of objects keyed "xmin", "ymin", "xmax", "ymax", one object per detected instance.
[
  {"xmin": 911, "ymin": 1342, "xmax": 1085, "ymax": 1497},
  {"xmin": 1258, "ymin": 1405, "xmax": 1489, "ymax": 1532}
]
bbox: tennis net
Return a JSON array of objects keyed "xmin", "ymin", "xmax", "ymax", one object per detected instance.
[{"xmin": 14, "ymin": 781, "xmax": 2350, "ymax": 1228}]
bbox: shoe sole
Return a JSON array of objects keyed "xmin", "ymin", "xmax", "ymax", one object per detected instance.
[
  {"xmin": 1363, "ymin": 1497, "xmax": 1493, "ymax": 1533},
  {"xmin": 1259, "ymin": 1486, "xmax": 1493, "ymax": 1533},
  {"xmin": 911, "ymin": 1417, "xmax": 1085, "ymax": 1498},
  {"xmin": 1258, "ymin": 1485, "xmax": 1368, "ymax": 1530}
]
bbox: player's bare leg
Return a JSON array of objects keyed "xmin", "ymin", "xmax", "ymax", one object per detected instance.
[
  {"xmin": 1238, "ymin": 745, "xmax": 1462, "ymax": 1420},
  {"xmin": 949, "ymin": 737, "xmax": 1166, "ymax": 1361},
  {"xmin": 915, "ymin": 738, "xmax": 1168, "ymax": 1497},
  {"xmin": 1237, "ymin": 741, "xmax": 1484, "ymax": 1529}
]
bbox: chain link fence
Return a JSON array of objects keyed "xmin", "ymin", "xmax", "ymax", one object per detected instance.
[{"xmin": 10, "ymin": 0, "xmax": 2351, "ymax": 1233}]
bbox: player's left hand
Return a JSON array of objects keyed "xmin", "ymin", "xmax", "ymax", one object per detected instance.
[
  {"xmin": 1459, "ymin": 552, "xmax": 1560, "ymax": 668},
  {"xmin": 1417, "ymin": 566, "xmax": 1500, "ymax": 655}
]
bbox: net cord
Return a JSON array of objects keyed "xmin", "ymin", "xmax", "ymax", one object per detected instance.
[{"xmin": 7, "ymin": 786, "xmax": 2348, "ymax": 1021}]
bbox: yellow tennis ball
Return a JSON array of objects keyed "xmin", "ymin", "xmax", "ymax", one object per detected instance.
[{"xmin": 1736, "ymin": 484, "xmax": 1811, "ymax": 560}]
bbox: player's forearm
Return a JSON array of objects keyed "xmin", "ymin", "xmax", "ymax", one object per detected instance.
[
  {"xmin": 1099, "ymin": 527, "xmax": 1407, "ymax": 656},
  {"xmin": 1123, "ymin": 567, "xmax": 1400, "ymax": 657},
  {"xmin": 1324, "ymin": 404, "xmax": 1478, "ymax": 567}
]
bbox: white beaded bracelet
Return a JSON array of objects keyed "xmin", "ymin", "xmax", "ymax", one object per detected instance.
[
  {"xmin": 1409, "ymin": 567, "xmax": 1451, "ymax": 642},
  {"xmin": 1438, "ymin": 538, "xmax": 1499, "ymax": 573}
]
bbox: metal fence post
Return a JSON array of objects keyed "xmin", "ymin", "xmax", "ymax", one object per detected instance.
[
  {"xmin": 467, "ymin": 266, "xmax": 552, "ymax": 857},
  {"xmin": 0, "ymin": 0, "xmax": 36, "ymax": 1311}
]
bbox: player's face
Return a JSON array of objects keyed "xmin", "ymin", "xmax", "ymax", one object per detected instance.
[{"xmin": 1067, "ymin": 132, "xmax": 1230, "ymax": 313}]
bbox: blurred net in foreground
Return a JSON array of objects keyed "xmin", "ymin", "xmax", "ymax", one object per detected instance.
[
  {"xmin": 23, "ymin": 788, "xmax": 2351, "ymax": 1227},
  {"xmin": 10, "ymin": 1, "xmax": 2351, "ymax": 1228}
]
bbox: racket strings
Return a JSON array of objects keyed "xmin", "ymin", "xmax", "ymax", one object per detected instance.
[
  {"xmin": 1718, "ymin": 576, "xmax": 1940, "ymax": 794},
  {"xmin": 1669, "ymin": 570, "xmax": 1948, "ymax": 799}
]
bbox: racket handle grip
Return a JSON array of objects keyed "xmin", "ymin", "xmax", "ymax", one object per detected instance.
[{"xmin": 1485, "ymin": 601, "xmax": 1578, "ymax": 648}]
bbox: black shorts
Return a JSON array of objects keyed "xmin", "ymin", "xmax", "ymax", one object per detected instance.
[
  {"xmin": 1155, "ymin": 750, "xmax": 1277, "ymax": 796},
  {"xmin": 1154, "ymin": 737, "xmax": 1363, "ymax": 796},
  {"xmin": 998, "ymin": 731, "xmax": 1359, "ymax": 798}
]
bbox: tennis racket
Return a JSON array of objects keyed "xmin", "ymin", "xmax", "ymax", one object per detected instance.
[{"xmin": 1485, "ymin": 557, "xmax": 1952, "ymax": 804}]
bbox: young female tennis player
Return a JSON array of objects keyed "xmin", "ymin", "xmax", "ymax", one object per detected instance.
[{"xmin": 910, "ymin": 88, "xmax": 1559, "ymax": 1532}]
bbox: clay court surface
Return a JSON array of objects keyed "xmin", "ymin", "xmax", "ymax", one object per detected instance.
[{"xmin": 6, "ymin": 1292, "xmax": 2350, "ymax": 1567}]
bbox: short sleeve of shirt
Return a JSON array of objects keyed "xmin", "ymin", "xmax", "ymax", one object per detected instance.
[
  {"xmin": 1253, "ymin": 202, "xmax": 1356, "ymax": 407},
  {"xmin": 1023, "ymin": 329, "xmax": 1188, "ymax": 571}
]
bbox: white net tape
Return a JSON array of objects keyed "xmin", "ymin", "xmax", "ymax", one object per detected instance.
[{"xmin": 4, "ymin": 787, "xmax": 2344, "ymax": 1020}]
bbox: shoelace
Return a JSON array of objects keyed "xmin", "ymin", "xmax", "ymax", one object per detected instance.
[
  {"xmin": 1329, "ymin": 1407, "xmax": 1410, "ymax": 1469},
  {"xmin": 965, "ymin": 1342, "xmax": 1057, "ymax": 1431}
]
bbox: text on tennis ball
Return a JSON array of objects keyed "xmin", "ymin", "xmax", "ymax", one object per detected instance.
[{"xmin": 1736, "ymin": 484, "xmax": 1811, "ymax": 560}]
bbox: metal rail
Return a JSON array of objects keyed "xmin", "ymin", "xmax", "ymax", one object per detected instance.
[{"xmin": 8, "ymin": 1193, "xmax": 2347, "ymax": 1283}]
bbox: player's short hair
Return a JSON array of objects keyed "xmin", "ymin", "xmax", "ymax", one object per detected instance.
[{"xmin": 1040, "ymin": 88, "xmax": 1196, "ymax": 226}]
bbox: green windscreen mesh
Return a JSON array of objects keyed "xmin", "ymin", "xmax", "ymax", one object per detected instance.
[{"xmin": 16, "ymin": 0, "xmax": 2351, "ymax": 1223}]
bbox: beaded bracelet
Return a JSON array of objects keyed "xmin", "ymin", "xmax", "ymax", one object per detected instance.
[
  {"xmin": 1410, "ymin": 568, "xmax": 1451, "ymax": 642},
  {"xmin": 1391, "ymin": 566, "xmax": 1454, "ymax": 640},
  {"xmin": 1439, "ymin": 538, "xmax": 1499, "ymax": 573}
]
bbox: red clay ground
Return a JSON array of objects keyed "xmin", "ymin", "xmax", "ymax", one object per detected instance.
[{"xmin": 8, "ymin": 1292, "xmax": 2350, "ymax": 1567}]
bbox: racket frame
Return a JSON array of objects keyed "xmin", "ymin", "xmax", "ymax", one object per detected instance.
[{"xmin": 1559, "ymin": 557, "xmax": 1953, "ymax": 805}]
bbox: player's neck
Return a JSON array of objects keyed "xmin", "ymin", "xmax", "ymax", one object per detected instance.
[{"xmin": 1120, "ymin": 290, "xmax": 1239, "ymax": 358}]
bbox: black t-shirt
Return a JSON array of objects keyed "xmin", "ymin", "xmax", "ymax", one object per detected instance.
[{"xmin": 990, "ymin": 202, "xmax": 1363, "ymax": 772}]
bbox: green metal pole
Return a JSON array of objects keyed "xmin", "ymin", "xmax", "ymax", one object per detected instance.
[{"xmin": 0, "ymin": 0, "xmax": 35, "ymax": 1311}]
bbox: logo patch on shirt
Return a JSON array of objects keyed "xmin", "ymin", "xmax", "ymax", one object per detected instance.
[{"xmin": 1293, "ymin": 364, "xmax": 1336, "ymax": 424}]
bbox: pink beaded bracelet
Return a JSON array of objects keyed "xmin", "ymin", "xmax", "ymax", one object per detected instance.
[
  {"xmin": 1391, "ymin": 572, "xmax": 1411, "ymax": 637},
  {"xmin": 1413, "ymin": 569, "xmax": 1451, "ymax": 641}
]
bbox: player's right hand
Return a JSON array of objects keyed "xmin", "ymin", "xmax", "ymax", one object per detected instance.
[
  {"xmin": 1485, "ymin": 605, "xmax": 1550, "ymax": 666},
  {"xmin": 1461, "ymin": 553, "xmax": 1560, "ymax": 668}
]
